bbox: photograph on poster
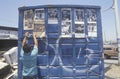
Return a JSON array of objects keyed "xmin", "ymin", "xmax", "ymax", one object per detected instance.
[
  {"xmin": 24, "ymin": 10, "xmax": 34, "ymax": 30},
  {"xmin": 75, "ymin": 9, "xmax": 84, "ymax": 21},
  {"xmin": 61, "ymin": 8, "xmax": 71, "ymax": 21},
  {"xmin": 61, "ymin": 8, "xmax": 72, "ymax": 37},
  {"xmin": 75, "ymin": 24, "xmax": 85, "ymax": 37},
  {"xmin": 24, "ymin": 20, "xmax": 34, "ymax": 30},
  {"xmin": 48, "ymin": 8, "xmax": 58, "ymax": 24},
  {"xmin": 24, "ymin": 10, "xmax": 34, "ymax": 20},
  {"xmin": 61, "ymin": 21, "xmax": 72, "ymax": 36},
  {"xmin": 34, "ymin": 9, "xmax": 45, "ymax": 21},
  {"xmin": 34, "ymin": 23, "xmax": 46, "ymax": 38},
  {"xmin": 88, "ymin": 23, "xmax": 97, "ymax": 37},
  {"xmin": 87, "ymin": 9, "xmax": 97, "ymax": 22},
  {"xmin": 75, "ymin": 24, "xmax": 84, "ymax": 33}
]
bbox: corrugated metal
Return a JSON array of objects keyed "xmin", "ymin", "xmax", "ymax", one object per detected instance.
[{"xmin": 18, "ymin": 5, "xmax": 104, "ymax": 79}]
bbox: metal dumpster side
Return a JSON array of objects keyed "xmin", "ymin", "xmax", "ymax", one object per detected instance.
[{"xmin": 18, "ymin": 5, "xmax": 104, "ymax": 79}]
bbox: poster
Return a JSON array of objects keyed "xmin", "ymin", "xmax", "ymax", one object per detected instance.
[
  {"xmin": 34, "ymin": 22, "xmax": 45, "ymax": 38},
  {"xmin": 34, "ymin": 9, "xmax": 46, "ymax": 38},
  {"xmin": 34, "ymin": 9, "xmax": 45, "ymax": 21},
  {"xmin": 88, "ymin": 23, "xmax": 97, "ymax": 37},
  {"xmin": 48, "ymin": 8, "xmax": 58, "ymax": 24},
  {"xmin": 75, "ymin": 24, "xmax": 85, "ymax": 37},
  {"xmin": 87, "ymin": 9, "xmax": 97, "ymax": 22},
  {"xmin": 74, "ymin": 9, "xmax": 85, "ymax": 38},
  {"xmin": 62, "ymin": 8, "xmax": 71, "ymax": 21},
  {"xmin": 75, "ymin": 9, "xmax": 84, "ymax": 22},
  {"xmin": 61, "ymin": 21, "xmax": 72, "ymax": 36},
  {"xmin": 87, "ymin": 9, "xmax": 97, "ymax": 37},
  {"xmin": 24, "ymin": 10, "xmax": 34, "ymax": 30},
  {"xmin": 61, "ymin": 8, "xmax": 72, "ymax": 37}
]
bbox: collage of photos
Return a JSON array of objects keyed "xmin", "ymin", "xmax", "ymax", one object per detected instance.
[
  {"xmin": 74, "ymin": 9, "xmax": 85, "ymax": 37},
  {"xmin": 24, "ymin": 9, "xmax": 46, "ymax": 38},
  {"xmin": 87, "ymin": 9, "xmax": 97, "ymax": 37},
  {"xmin": 61, "ymin": 8, "xmax": 72, "ymax": 37},
  {"xmin": 48, "ymin": 8, "xmax": 58, "ymax": 24},
  {"xmin": 23, "ymin": 8, "xmax": 98, "ymax": 38},
  {"xmin": 34, "ymin": 9, "xmax": 46, "ymax": 38}
]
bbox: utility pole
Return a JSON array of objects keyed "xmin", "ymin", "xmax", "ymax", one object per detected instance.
[
  {"xmin": 104, "ymin": 31, "xmax": 106, "ymax": 43},
  {"xmin": 112, "ymin": 0, "xmax": 120, "ymax": 65}
]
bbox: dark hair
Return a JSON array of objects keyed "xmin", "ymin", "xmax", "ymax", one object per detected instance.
[{"xmin": 23, "ymin": 44, "xmax": 32, "ymax": 53}]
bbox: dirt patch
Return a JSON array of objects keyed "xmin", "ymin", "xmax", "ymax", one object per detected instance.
[{"xmin": 105, "ymin": 64, "xmax": 120, "ymax": 79}]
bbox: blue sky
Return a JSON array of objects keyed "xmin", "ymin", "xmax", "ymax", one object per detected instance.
[{"xmin": 0, "ymin": 0, "xmax": 120, "ymax": 41}]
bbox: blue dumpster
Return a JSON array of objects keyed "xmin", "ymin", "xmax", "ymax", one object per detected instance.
[{"xmin": 18, "ymin": 5, "xmax": 104, "ymax": 79}]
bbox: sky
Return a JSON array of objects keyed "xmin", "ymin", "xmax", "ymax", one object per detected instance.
[{"xmin": 0, "ymin": 0, "xmax": 120, "ymax": 41}]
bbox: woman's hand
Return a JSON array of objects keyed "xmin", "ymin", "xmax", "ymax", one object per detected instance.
[
  {"xmin": 25, "ymin": 32, "xmax": 29, "ymax": 37},
  {"xmin": 33, "ymin": 32, "xmax": 37, "ymax": 38}
]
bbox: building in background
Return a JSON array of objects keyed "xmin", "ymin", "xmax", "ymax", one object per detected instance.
[
  {"xmin": 0, "ymin": 26, "xmax": 18, "ymax": 40},
  {"xmin": 0, "ymin": 26, "xmax": 18, "ymax": 49}
]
